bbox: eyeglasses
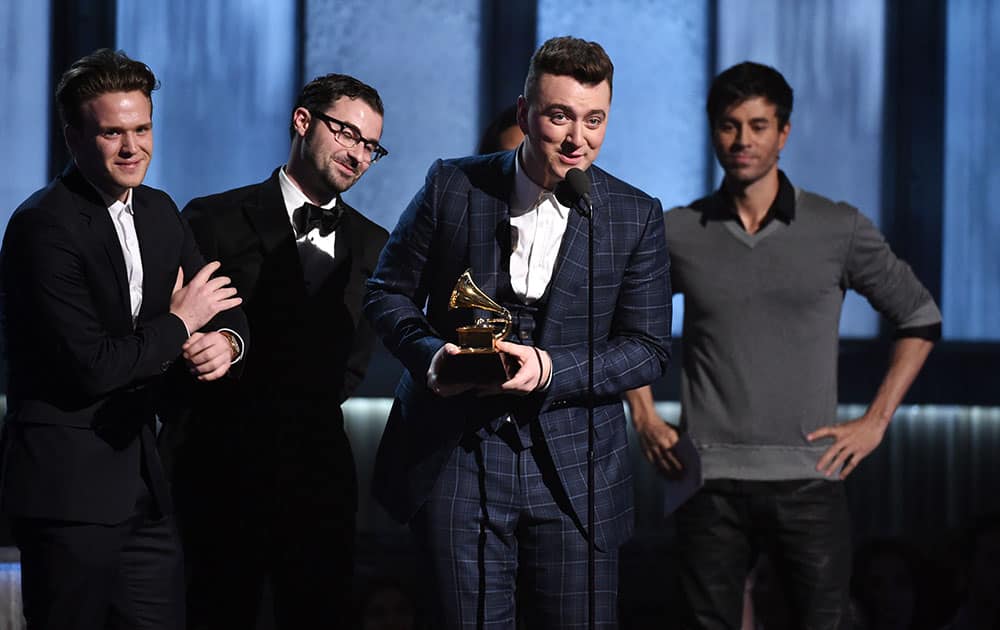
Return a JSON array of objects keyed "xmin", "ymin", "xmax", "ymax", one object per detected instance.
[{"xmin": 309, "ymin": 110, "xmax": 388, "ymax": 164}]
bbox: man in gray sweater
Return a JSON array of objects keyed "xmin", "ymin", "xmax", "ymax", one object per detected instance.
[{"xmin": 625, "ymin": 62, "xmax": 940, "ymax": 628}]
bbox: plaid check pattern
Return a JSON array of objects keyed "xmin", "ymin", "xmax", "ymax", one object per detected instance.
[
  {"xmin": 365, "ymin": 151, "xmax": 672, "ymax": 622},
  {"xmin": 412, "ymin": 430, "xmax": 619, "ymax": 628}
]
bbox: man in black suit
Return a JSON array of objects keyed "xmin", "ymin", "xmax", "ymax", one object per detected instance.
[
  {"xmin": 0, "ymin": 49, "xmax": 248, "ymax": 630},
  {"xmin": 170, "ymin": 73, "xmax": 389, "ymax": 628}
]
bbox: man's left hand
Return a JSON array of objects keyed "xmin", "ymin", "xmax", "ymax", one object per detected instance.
[
  {"xmin": 807, "ymin": 414, "xmax": 889, "ymax": 479},
  {"xmin": 182, "ymin": 331, "xmax": 234, "ymax": 382},
  {"xmin": 493, "ymin": 340, "xmax": 551, "ymax": 396}
]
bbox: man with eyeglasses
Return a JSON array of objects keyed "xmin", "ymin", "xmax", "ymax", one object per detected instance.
[{"xmin": 164, "ymin": 73, "xmax": 389, "ymax": 627}]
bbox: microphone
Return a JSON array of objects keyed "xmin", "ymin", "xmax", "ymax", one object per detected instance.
[{"xmin": 557, "ymin": 167, "xmax": 592, "ymax": 218}]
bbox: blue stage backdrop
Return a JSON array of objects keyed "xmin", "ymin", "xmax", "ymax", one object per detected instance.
[
  {"xmin": 943, "ymin": 0, "xmax": 1000, "ymax": 340},
  {"xmin": 0, "ymin": 2, "xmax": 50, "ymax": 227},
  {"xmin": 116, "ymin": 0, "xmax": 297, "ymax": 212}
]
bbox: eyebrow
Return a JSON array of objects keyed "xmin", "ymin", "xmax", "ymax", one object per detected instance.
[
  {"xmin": 340, "ymin": 119, "xmax": 364, "ymax": 138},
  {"xmin": 100, "ymin": 121, "xmax": 152, "ymax": 130},
  {"xmin": 718, "ymin": 116, "xmax": 772, "ymax": 125},
  {"xmin": 544, "ymin": 104, "xmax": 607, "ymax": 117}
]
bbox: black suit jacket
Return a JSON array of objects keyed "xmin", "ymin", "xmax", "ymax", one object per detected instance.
[
  {"xmin": 180, "ymin": 169, "xmax": 388, "ymax": 410},
  {"xmin": 166, "ymin": 169, "xmax": 387, "ymax": 519},
  {"xmin": 0, "ymin": 166, "xmax": 248, "ymax": 525}
]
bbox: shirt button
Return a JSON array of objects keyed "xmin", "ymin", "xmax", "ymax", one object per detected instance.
[{"xmin": 519, "ymin": 331, "xmax": 530, "ymax": 340}]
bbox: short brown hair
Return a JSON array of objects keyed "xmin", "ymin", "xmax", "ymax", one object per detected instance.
[
  {"xmin": 523, "ymin": 36, "xmax": 614, "ymax": 105},
  {"xmin": 56, "ymin": 49, "xmax": 159, "ymax": 128},
  {"xmin": 290, "ymin": 73, "xmax": 384, "ymax": 138}
]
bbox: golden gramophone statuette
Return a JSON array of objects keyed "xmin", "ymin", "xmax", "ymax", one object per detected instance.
[
  {"xmin": 439, "ymin": 269, "xmax": 512, "ymax": 384},
  {"xmin": 449, "ymin": 269, "xmax": 512, "ymax": 353}
]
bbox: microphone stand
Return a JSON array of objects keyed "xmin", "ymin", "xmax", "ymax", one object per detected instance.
[
  {"xmin": 577, "ymin": 194, "xmax": 595, "ymax": 630},
  {"xmin": 559, "ymin": 170, "xmax": 595, "ymax": 628}
]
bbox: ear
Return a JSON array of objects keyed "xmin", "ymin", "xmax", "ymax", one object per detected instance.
[
  {"xmin": 291, "ymin": 107, "xmax": 311, "ymax": 138},
  {"xmin": 778, "ymin": 120, "xmax": 791, "ymax": 151},
  {"xmin": 516, "ymin": 96, "xmax": 529, "ymax": 135}
]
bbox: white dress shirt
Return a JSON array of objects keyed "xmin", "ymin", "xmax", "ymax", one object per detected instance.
[
  {"xmin": 279, "ymin": 167, "xmax": 340, "ymax": 295},
  {"xmin": 508, "ymin": 150, "xmax": 572, "ymax": 303}
]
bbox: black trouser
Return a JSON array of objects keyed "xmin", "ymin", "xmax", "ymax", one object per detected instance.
[
  {"xmin": 176, "ymin": 403, "xmax": 357, "ymax": 629},
  {"xmin": 13, "ymin": 480, "xmax": 184, "ymax": 630},
  {"xmin": 675, "ymin": 479, "xmax": 851, "ymax": 630}
]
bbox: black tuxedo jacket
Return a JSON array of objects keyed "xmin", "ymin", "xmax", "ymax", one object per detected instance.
[
  {"xmin": 0, "ymin": 166, "xmax": 248, "ymax": 525},
  {"xmin": 178, "ymin": 168, "xmax": 388, "ymax": 417}
]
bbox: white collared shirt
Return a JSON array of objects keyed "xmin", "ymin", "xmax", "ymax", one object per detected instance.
[
  {"xmin": 278, "ymin": 167, "xmax": 340, "ymax": 294},
  {"xmin": 508, "ymin": 151, "xmax": 571, "ymax": 303}
]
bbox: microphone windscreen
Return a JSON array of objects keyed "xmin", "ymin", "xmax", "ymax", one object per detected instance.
[{"xmin": 564, "ymin": 167, "xmax": 591, "ymax": 199}]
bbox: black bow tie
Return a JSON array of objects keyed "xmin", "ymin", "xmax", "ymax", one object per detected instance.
[{"xmin": 292, "ymin": 202, "xmax": 343, "ymax": 238}]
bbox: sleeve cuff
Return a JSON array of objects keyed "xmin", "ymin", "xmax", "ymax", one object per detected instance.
[
  {"xmin": 173, "ymin": 313, "xmax": 191, "ymax": 339},
  {"xmin": 541, "ymin": 362, "xmax": 554, "ymax": 391},
  {"xmin": 894, "ymin": 322, "xmax": 941, "ymax": 342}
]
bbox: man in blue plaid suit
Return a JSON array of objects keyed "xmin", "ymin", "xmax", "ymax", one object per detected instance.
[{"xmin": 364, "ymin": 36, "xmax": 671, "ymax": 628}]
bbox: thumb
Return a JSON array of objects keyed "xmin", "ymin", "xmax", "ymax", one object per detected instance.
[
  {"xmin": 173, "ymin": 266, "xmax": 184, "ymax": 293},
  {"xmin": 494, "ymin": 340, "xmax": 515, "ymax": 353}
]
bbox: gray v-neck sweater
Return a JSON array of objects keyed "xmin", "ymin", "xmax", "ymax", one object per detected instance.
[{"xmin": 666, "ymin": 184, "xmax": 941, "ymax": 480}]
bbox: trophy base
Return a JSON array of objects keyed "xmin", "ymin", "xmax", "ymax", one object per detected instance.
[{"xmin": 437, "ymin": 350, "xmax": 508, "ymax": 385}]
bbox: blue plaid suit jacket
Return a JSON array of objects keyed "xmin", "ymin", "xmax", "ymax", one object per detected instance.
[{"xmin": 364, "ymin": 151, "xmax": 671, "ymax": 549}]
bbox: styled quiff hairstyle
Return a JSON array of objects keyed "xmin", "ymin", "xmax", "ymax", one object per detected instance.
[
  {"xmin": 706, "ymin": 61, "xmax": 794, "ymax": 128},
  {"xmin": 56, "ymin": 49, "xmax": 158, "ymax": 129},
  {"xmin": 523, "ymin": 36, "xmax": 614, "ymax": 104},
  {"xmin": 290, "ymin": 73, "xmax": 384, "ymax": 138}
]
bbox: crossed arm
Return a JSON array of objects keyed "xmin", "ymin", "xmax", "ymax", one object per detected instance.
[{"xmin": 10, "ymin": 211, "xmax": 245, "ymax": 398}]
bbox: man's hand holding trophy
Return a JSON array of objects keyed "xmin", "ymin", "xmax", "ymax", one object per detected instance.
[{"xmin": 426, "ymin": 269, "xmax": 551, "ymax": 397}]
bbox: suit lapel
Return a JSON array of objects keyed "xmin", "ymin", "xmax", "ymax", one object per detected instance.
[
  {"xmin": 246, "ymin": 170, "xmax": 300, "ymax": 255},
  {"xmin": 64, "ymin": 168, "xmax": 132, "ymax": 324},
  {"xmin": 131, "ymin": 188, "xmax": 160, "ymax": 323},
  {"xmin": 540, "ymin": 167, "xmax": 609, "ymax": 345},
  {"xmin": 466, "ymin": 152, "xmax": 516, "ymax": 300},
  {"xmin": 244, "ymin": 169, "xmax": 309, "ymax": 298},
  {"xmin": 333, "ymin": 200, "xmax": 353, "ymax": 264}
]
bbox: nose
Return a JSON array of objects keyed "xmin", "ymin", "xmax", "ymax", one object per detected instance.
[
  {"xmin": 346, "ymin": 142, "xmax": 367, "ymax": 166},
  {"xmin": 732, "ymin": 124, "xmax": 748, "ymax": 148},
  {"xmin": 562, "ymin": 121, "xmax": 584, "ymax": 149},
  {"xmin": 120, "ymin": 132, "xmax": 137, "ymax": 155}
]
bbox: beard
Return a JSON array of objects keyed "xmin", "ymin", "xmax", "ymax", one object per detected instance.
[{"xmin": 313, "ymin": 153, "xmax": 361, "ymax": 195}]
